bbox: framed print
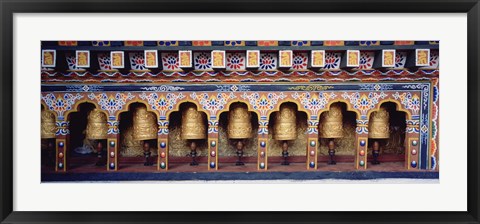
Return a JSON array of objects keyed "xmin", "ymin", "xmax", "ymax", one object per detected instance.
[{"xmin": 2, "ymin": 1, "xmax": 480, "ymax": 224}]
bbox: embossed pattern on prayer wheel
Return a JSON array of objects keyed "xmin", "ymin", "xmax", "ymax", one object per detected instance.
[
  {"xmin": 86, "ymin": 109, "xmax": 108, "ymax": 140},
  {"xmin": 273, "ymin": 104, "xmax": 297, "ymax": 140},
  {"xmin": 133, "ymin": 105, "xmax": 158, "ymax": 141},
  {"xmin": 227, "ymin": 104, "xmax": 252, "ymax": 139},
  {"xmin": 319, "ymin": 104, "xmax": 344, "ymax": 138},
  {"xmin": 368, "ymin": 106, "xmax": 390, "ymax": 139},
  {"xmin": 181, "ymin": 105, "xmax": 207, "ymax": 140},
  {"xmin": 41, "ymin": 110, "xmax": 57, "ymax": 139}
]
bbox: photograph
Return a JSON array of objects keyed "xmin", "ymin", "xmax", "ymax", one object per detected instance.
[
  {"xmin": 2, "ymin": 1, "xmax": 478, "ymax": 222},
  {"xmin": 40, "ymin": 40, "xmax": 440, "ymax": 182}
]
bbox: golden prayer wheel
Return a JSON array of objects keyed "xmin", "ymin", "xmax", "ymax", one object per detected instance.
[
  {"xmin": 86, "ymin": 109, "xmax": 108, "ymax": 140},
  {"xmin": 273, "ymin": 104, "xmax": 297, "ymax": 140},
  {"xmin": 368, "ymin": 106, "xmax": 390, "ymax": 139},
  {"xmin": 319, "ymin": 104, "xmax": 344, "ymax": 139},
  {"xmin": 133, "ymin": 105, "xmax": 158, "ymax": 141},
  {"xmin": 41, "ymin": 110, "xmax": 56, "ymax": 139},
  {"xmin": 227, "ymin": 104, "xmax": 252, "ymax": 139},
  {"xmin": 181, "ymin": 105, "xmax": 207, "ymax": 140}
]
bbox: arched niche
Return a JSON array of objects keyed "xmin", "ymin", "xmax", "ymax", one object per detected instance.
[
  {"xmin": 67, "ymin": 102, "xmax": 105, "ymax": 168},
  {"xmin": 367, "ymin": 101, "xmax": 407, "ymax": 167},
  {"xmin": 217, "ymin": 102, "xmax": 259, "ymax": 166},
  {"xmin": 167, "ymin": 102, "xmax": 208, "ymax": 168},
  {"xmin": 317, "ymin": 102, "xmax": 357, "ymax": 162},
  {"xmin": 118, "ymin": 102, "xmax": 158, "ymax": 160},
  {"xmin": 41, "ymin": 104, "xmax": 56, "ymax": 169},
  {"xmin": 267, "ymin": 102, "xmax": 308, "ymax": 164}
]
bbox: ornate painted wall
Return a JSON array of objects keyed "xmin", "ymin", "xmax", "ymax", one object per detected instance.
[{"xmin": 40, "ymin": 40, "xmax": 439, "ymax": 173}]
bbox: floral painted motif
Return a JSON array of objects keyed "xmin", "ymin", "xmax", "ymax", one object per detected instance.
[
  {"xmin": 92, "ymin": 41, "xmax": 110, "ymax": 47},
  {"xmin": 292, "ymin": 41, "xmax": 309, "ymax": 46},
  {"xmin": 161, "ymin": 53, "xmax": 180, "ymax": 71},
  {"xmin": 107, "ymin": 120, "xmax": 119, "ymax": 134},
  {"xmin": 42, "ymin": 93, "xmax": 84, "ymax": 120},
  {"xmin": 192, "ymin": 41, "xmax": 211, "ymax": 46},
  {"xmin": 394, "ymin": 52, "xmax": 407, "ymax": 69},
  {"xmin": 194, "ymin": 52, "xmax": 212, "ymax": 70},
  {"xmin": 356, "ymin": 119, "xmax": 368, "ymax": 134},
  {"xmin": 341, "ymin": 92, "xmax": 387, "ymax": 116},
  {"xmin": 98, "ymin": 54, "xmax": 112, "ymax": 70},
  {"xmin": 359, "ymin": 41, "xmax": 379, "ymax": 46},
  {"xmin": 225, "ymin": 41, "xmax": 244, "ymax": 46},
  {"xmin": 190, "ymin": 92, "xmax": 236, "ymax": 117},
  {"xmin": 158, "ymin": 120, "xmax": 169, "ymax": 135},
  {"xmin": 259, "ymin": 53, "xmax": 277, "ymax": 70},
  {"xmin": 392, "ymin": 92, "xmax": 421, "ymax": 115},
  {"xmin": 292, "ymin": 52, "xmax": 308, "ymax": 70},
  {"xmin": 406, "ymin": 120, "xmax": 420, "ymax": 134},
  {"xmin": 421, "ymin": 50, "xmax": 439, "ymax": 69},
  {"xmin": 66, "ymin": 55, "xmax": 80, "ymax": 70},
  {"xmin": 139, "ymin": 92, "xmax": 185, "ymax": 119},
  {"xmin": 208, "ymin": 120, "xmax": 219, "ymax": 134},
  {"xmin": 226, "ymin": 52, "xmax": 245, "ymax": 71},
  {"xmin": 58, "ymin": 41, "xmax": 77, "ymax": 46},
  {"xmin": 88, "ymin": 92, "xmax": 135, "ymax": 118},
  {"xmin": 324, "ymin": 52, "xmax": 341, "ymax": 70},
  {"xmin": 358, "ymin": 52, "xmax": 374, "ymax": 70},
  {"xmin": 129, "ymin": 52, "xmax": 146, "ymax": 70},
  {"xmin": 158, "ymin": 41, "xmax": 178, "ymax": 46},
  {"xmin": 56, "ymin": 121, "xmax": 70, "ymax": 135},
  {"xmin": 258, "ymin": 41, "xmax": 277, "ymax": 46},
  {"xmin": 324, "ymin": 41, "xmax": 344, "ymax": 46},
  {"xmin": 291, "ymin": 92, "xmax": 336, "ymax": 116},
  {"xmin": 241, "ymin": 92, "xmax": 286, "ymax": 119},
  {"xmin": 125, "ymin": 41, "xmax": 143, "ymax": 46},
  {"xmin": 307, "ymin": 120, "xmax": 319, "ymax": 134}
]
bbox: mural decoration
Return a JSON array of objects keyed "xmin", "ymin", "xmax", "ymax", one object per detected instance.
[
  {"xmin": 226, "ymin": 52, "xmax": 246, "ymax": 71},
  {"xmin": 87, "ymin": 92, "xmax": 135, "ymax": 118},
  {"xmin": 139, "ymin": 92, "xmax": 185, "ymax": 119},
  {"xmin": 161, "ymin": 52, "xmax": 181, "ymax": 71},
  {"xmin": 129, "ymin": 52, "xmax": 146, "ymax": 71},
  {"xmin": 341, "ymin": 92, "xmax": 387, "ymax": 117},
  {"xmin": 40, "ymin": 40, "xmax": 439, "ymax": 180},
  {"xmin": 194, "ymin": 52, "xmax": 212, "ymax": 70},
  {"xmin": 291, "ymin": 91, "xmax": 337, "ymax": 118},
  {"xmin": 41, "ymin": 93, "xmax": 84, "ymax": 120},
  {"xmin": 259, "ymin": 53, "xmax": 277, "ymax": 71},
  {"xmin": 190, "ymin": 92, "xmax": 237, "ymax": 118},
  {"xmin": 392, "ymin": 92, "xmax": 421, "ymax": 115},
  {"xmin": 241, "ymin": 92, "xmax": 286, "ymax": 119}
]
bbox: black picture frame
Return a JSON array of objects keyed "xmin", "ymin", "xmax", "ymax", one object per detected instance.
[{"xmin": 1, "ymin": 0, "xmax": 479, "ymax": 223}]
